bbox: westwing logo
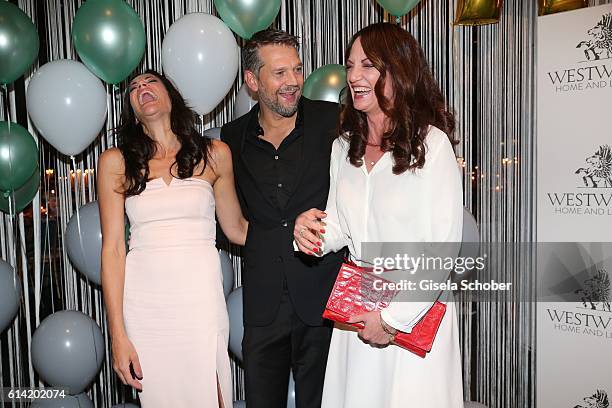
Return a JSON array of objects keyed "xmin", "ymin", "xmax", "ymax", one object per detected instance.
[
  {"xmin": 575, "ymin": 145, "xmax": 612, "ymax": 188},
  {"xmin": 576, "ymin": 13, "xmax": 612, "ymax": 62},
  {"xmin": 573, "ymin": 389, "xmax": 609, "ymax": 408},
  {"xmin": 575, "ymin": 269, "xmax": 611, "ymax": 313}
]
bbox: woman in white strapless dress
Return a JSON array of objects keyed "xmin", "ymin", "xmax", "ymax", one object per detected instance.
[{"xmin": 98, "ymin": 70, "xmax": 247, "ymax": 408}]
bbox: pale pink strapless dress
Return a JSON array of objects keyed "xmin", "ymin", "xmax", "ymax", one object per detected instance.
[{"xmin": 124, "ymin": 177, "xmax": 231, "ymax": 408}]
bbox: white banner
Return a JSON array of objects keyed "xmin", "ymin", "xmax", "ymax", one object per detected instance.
[{"xmin": 537, "ymin": 4, "xmax": 612, "ymax": 407}]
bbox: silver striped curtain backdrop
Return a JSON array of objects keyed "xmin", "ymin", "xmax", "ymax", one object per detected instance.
[{"xmin": 1, "ymin": 0, "xmax": 609, "ymax": 406}]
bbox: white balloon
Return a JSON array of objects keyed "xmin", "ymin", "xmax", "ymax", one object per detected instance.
[
  {"xmin": 26, "ymin": 60, "xmax": 107, "ymax": 157},
  {"xmin": 233, "ymin": 83, "xmax": 258, "ymax": 119},
  {"xmin": 162, "ymin": 13, "xmax": 239, "ymax": 115}
]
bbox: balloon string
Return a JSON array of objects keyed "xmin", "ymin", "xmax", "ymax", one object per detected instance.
[
  {"xmin": 109, "ymin": 83, "xmax": 116, "ymax": 147},
  {"xmin": 111, "ymin": 84, "xmax": 120, "ymax": 146}
]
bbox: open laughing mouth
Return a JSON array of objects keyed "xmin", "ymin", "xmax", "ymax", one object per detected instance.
[
  {"xmin": 352, "ymin": 86, "xmax": 372, "ymax": 98},
  {"xmin": 138, "ymin": 90, "xmax": 158, "ymax": 106},
  {"xmin": 278, "ymin": 87, "xmax": 300, "ymax": 102}
]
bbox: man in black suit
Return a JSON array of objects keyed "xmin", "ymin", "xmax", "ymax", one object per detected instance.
[{"xmin": 221, "ymin": 29, "xmax": 344, "ymax": 408}]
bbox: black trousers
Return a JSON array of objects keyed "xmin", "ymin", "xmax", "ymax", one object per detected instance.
[{"xmin": 243, "ymin": 284, "xmax": 333, "ymax": 408}]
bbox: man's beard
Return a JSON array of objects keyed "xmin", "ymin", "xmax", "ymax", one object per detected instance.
[{"xmin": 258, "ymin": 85, "xmax": 301, "ymax": 117}]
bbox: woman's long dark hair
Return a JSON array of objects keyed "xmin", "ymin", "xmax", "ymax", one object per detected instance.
[
  {"xmin": 340, "ymin": 23, "xmax": 457, "ymax": 174},
  {"xmin": 117, "ymin": 69, "xmax": 211, "ymax": 196}
]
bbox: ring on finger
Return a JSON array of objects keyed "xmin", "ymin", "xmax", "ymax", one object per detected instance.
[{"xmin": 299, "ymin": 227, "xmax": 306, "ymax": 237}]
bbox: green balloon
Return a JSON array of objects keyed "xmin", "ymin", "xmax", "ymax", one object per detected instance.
[
  {"xmin": 0, "ymin": 169, "xmax": 40, "ymax": 214},
  {"xmin": 0, "ymin": 121, "xmax": 38, "ymax": 192},
  {"xmin": 303, "ymin": 64, "xmax": 347, "ymax": 104},
  {"xmin": 0, "ymin": 2, "xmax": 39, "ymax": 84},
  {"xmin": 214, "ymin": 0, "xmax": 281, "ymax": 40},
  {"xmin": 376, "ymin": 0, "xmax": 422, "ymax": 17},
  {"xmin": 72, "ymin": 0, "xmax": 146, "ymax": 84}
]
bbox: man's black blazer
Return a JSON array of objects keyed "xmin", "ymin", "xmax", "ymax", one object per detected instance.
[{"xmin": 221, "ymin": 97, "xmax": 344, "ymax": 327}]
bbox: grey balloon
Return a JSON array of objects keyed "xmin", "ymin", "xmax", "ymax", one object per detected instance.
[
  {"xmin": 31, "ymin": 310, "xmax": 105, "ymax": 395},
  {"xmin": 203, "ymin": 127, "xmax": 221, "ymax": 140},
  {"xmin": 0, "ymin": 260, "xmax": 21, "ymax": 333},
  {"xmin": 233, "ymin": 83, "xmax": 258, "ymax": 119},
  {"xmin": 452, "ymin": 208, "xmax": 480, "ymax": 283},
  {"xmin": 219, "ymin": 250, "xmax": 235, "ymax": 298},
  {"xmin": 233, "ymin": 401, "xmax": 246, "ymax": 408},
  {"xmin": 459, "ymin": 208, "xmax": 480, "ymax": 259},
  {"xmin": 31, "ymin": 392, "xmax": 93, "ymax": 408},
  {"xmin": 227, "ymin": 286, "xmax": 244, "ymax": 360},
  {"xmin": 26, "ymin": 60, "xmax": 107, "ymax": 156},
  {"xmin": 65, "ymin": 201, "xmax": 102, "ymax": 285}
]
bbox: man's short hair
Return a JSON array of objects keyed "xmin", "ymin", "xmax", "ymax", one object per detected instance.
[{"xmin": 242, "ymin": 29, "xmax": 300, "ymax": 76}]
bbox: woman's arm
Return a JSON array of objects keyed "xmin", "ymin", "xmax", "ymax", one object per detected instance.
[
  {"xmin": 211, "ymin": 140, "xmax": 248, "ymax": 246},
  {"xmin": 98, "ymin": 148, "xmax": 142, "ymax": 390},
  {"xmin": 380, "ymin": 131, "xmax": 463, "ymax": 333},
  {"xmin": 294, "ymin": 138, "xmax": 349, "ymax": 255}
]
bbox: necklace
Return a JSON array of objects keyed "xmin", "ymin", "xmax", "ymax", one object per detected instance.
[
  {"xmin": 365, "ymin": 143, "xmax": 382, "ymax": 168},
  {"xmin": 366, "ymin": 155, "xmax": 382, "ymax": 167}
]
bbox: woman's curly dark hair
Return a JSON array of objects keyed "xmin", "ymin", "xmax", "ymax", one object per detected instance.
[
  {"xmin": 117, "ymin": 69, "xmax": 211, "ymax": 197},
  {"xmin": 340, "ymin": 23, "xmax": 457, "ymax": 174}
]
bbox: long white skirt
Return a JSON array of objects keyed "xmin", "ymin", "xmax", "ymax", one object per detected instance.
[{"xmin": 321, "ymin": 302, "xmax": 464, "ymax": 408}]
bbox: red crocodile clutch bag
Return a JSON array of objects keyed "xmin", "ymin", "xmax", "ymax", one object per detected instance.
[{"xmin": 322, "ymin": 262, "xmax": 447, "ymax": 358}]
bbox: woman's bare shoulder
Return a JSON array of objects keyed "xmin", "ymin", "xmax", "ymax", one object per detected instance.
[
  {"xmin": 98, "ymin": 147, "xmax": 125, "ymax": 175},
  {"xmin": 209, "ymin": 139, "xmax": 231, "ymax": 162}
]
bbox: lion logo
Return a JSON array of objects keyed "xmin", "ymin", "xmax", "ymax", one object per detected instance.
[
  {"xmin": 576, "ymin": 13, "xmax": 612, "ymax": 61},
  {"xmin": 575, "ymin": 145, "xmax": 612, "ymax": 188},
  {"xmin": 574, "ymin": 269, "xmax": 611, "ymax": 312},
  {"xmin": 574, "ymin": 389, "xmax": 609, "ymax": 408}
]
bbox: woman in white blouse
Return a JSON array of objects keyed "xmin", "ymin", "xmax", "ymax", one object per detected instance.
[{"xmin": 293, "ymin": 23, "xmax": 464, "ymax": 407}]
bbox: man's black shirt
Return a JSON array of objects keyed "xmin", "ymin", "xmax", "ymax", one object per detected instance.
[{"xmin": 243, "ymin": 101, "xmax": 304, "ymax": 210}]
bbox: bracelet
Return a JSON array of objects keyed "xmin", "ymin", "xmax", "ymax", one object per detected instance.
[{"xmin": 379, "ymin": 313, "xmax": 397, "ymax": 336}]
